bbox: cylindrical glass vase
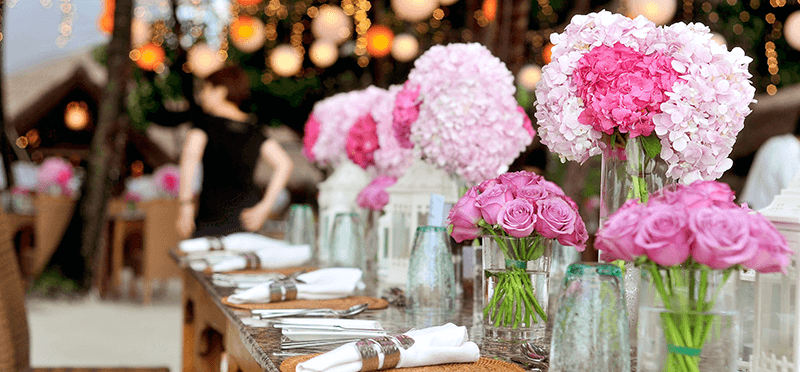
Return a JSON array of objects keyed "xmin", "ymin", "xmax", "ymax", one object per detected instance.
[
  {"xmin": 406, "ymin": 226, "xmax": 456, "ymax": 315},
  {"xmin": 328, "ymin": 212, "xmax": 364, "ymax": 269},
  {"xmin": 637, "ymin": 264, "xmax": 740, "ymax": 372},
  {"xmin": 482, "ymin": 235, "xmax": 551, "ymax": 346}
]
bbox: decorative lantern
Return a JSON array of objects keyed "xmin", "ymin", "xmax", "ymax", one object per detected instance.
[
  {"xmin": 269, "ymin": 44, "xmax": 303, "ymax": 77},
  {"xmin": 517, "ymin": 64, "xmax": 542, "ymax": 91},
  {"xmin": 391, "ymin": 33, "xmax": 419, "ymax": 62},
  {"xmin": 391, "ymin": 0, "xmax": 438, "ymax": 23},
  {"xmin": 785, "ymin": 11, "xmax": 800, "ymax": 51},
  {"xmin": 230, "ymin": 16, "xmax": 267, "ymax": 53},
  {"xmin": 309, "ymin": 40, "xmax": 339, "ymax": 68},
  {"xmin": 311, "ymin": 5, "xmax": 352, "ymax": 45},
  {"xmin": 188, "ymin": 42, "xmax": 225, "ymax": 78},
  {"xmin": 317, "ymin": 161, "xmax": 371, "ymax": 265},
  {"xmin": 376, "ymin": 157, "xmax": 459, "ymax": 291},
  {"xmin": 366, "ymin": 25, "xmax": 394, "ymax": 58},
  {"xmin": 626, "ymin": 0, "xmax": 677, "ymax": 26},
  {"xmin": 133, "ymin": 43, "xmax": 165, "ymax": 71},
  {"xmin": 752, "ymin": 174, "xmax": 800, "ymax": 371}
]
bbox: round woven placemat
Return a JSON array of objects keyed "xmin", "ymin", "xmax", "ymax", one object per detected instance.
[
  {"xmin": 203, "ymin": 266, "xmax": 318, "ymax": 276},
  {"xmin": 221, "ymin": 295, "xmax": 389, "ymax": 311},
  {"xmin": 279, "ymin": 355, "xmax": 525, "ymax": 372}
]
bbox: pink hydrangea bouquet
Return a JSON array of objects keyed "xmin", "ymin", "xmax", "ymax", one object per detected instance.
[
  {"xmin": 535, "ymin": 11, "xmax": 756, "ymax": 187},
  {"xmin": 303, "ymin": 86, "xmax": 387, "ymax": 167},
  {"xmin": 596, "ymin": 181, "xmax": 792, "ymax": 371},
  {"xmin": 37, "ymin": 157, "xmax": 75, "ymax": 197},
  {"xmin": 153, "ymin": 165, "xmax": 180, "ymax": 198},
  {"xmin": 393, "ymin": 43, "xmax": 535, "ymax": 185},
  {"xmin": 448, "ymin": 171, "xmax": 588, "ymax": 329}
]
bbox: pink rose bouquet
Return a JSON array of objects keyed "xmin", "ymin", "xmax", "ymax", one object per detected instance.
[
  {"xmin": 153, "ymin": 165, "xmax": 180, "ymax": 198},
  {"xmin": 395, "ymin": 43, "xmax": 535, "ymax": 185},
  {"xmin": 595, "ymin": 180, "xmax": 792, "ymax": 371},
  {"xmin": 536, "ymin": 11, "xmax": 755, "ymax": 195},
  {"xmin": 448, "ymin": 171, "xmax": 588, "ymax": 329},
  {"xmin": 37, "ymin": 157, "xmax": 75, "ymax": 197}
]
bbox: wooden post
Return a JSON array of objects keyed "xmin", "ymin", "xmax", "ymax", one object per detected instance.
[{"xmin": 0, "ymin": 1, "xmax": 15, "ymax": 188}]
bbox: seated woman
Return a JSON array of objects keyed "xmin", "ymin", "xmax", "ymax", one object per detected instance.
[{"xmin": 175, "ymin": 66, "xmax": 293, "ymax": 238}]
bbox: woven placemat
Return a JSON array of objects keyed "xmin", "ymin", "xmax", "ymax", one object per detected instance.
[
  {"xmin": 221, "ymin": 295, "xmax": 389, "ymax": 311},
  {"xmin": 279, "ymin": 355, "xmax": 525, "ymax": 372},
  {"xmin": 207, "ymin": 266, "xmax": 318, "ymax": 276}
]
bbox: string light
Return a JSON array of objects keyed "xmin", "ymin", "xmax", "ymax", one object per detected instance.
[
  {"xmin": 353, "ymin": 0, "xmax": 371, "ymax": 66},
  {"xmin": 765, "ymin": 1, "xmax": 782, "ymax": 95},
  {"xmin": 56, "ymin": 0, "xmax": 74, "ymax": 47}
]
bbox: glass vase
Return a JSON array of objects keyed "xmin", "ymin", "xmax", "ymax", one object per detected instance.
[
  {"xmin": 637, "ymin": 264, "xmax": 740, "ymax": 372},
  {"xmin": 362, "ymin": 210, "xmax": 381, "ymax": 296},
  {"xmin": 482, "ymin": 235, "xmax": 551, "ymax": 346},
  {"xmin": 406, "ymin": 226, "xmax": 456, "ymax": 315},
  {"xmin": 550, "ymin": 262, "xmax": 630, "ymax": 372}
]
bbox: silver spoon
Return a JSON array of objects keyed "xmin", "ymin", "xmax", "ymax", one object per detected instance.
[{"xmin": 254, "ymin": 303, "xmax": 369, "ymax": 319}]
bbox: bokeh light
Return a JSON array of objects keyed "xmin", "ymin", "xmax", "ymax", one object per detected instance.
[
  {"xmin": 366, "ymin": 25, "xmax": 394, "ymax": 58},
  {"xmin": 309, "ymin": 40, "xmax": 339, "ymax": 68},
  {"xmin": 391, "ymin": 33, "xmax": 419, "ymax": 62},
  {"xmin": 269, "ymin": 44, "xmax": 303, "ymax": 77}
]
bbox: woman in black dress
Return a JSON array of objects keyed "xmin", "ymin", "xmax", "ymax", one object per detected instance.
[{"xmin": 176, "ymin": 66, "xmax": 293, "ymax": 238}]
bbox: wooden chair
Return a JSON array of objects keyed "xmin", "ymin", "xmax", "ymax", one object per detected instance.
[
  {"xmin": 0, "ymin": 213, "xmax": 170, "ymax": 372},
  {"xmin": 138, "ymin": 199, "xmax": 182, "ymax": 305}
]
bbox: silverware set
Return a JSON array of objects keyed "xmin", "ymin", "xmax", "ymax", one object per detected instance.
[{"xmin": 250, "ymin": 303, "xmax": 369, "ymax": 319}]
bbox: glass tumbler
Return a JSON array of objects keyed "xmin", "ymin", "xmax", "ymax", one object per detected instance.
[
  {"xmin": 550, "ymin": 262, "xmax": 631, "ymax": 372},
  {"xmin": 328, "ymin": 212, "xmax": 364, "ymax": 269},
  {"xmin": 285, "ymin": 204, "xmax": 317, "ymax": 254},
  {"xmin": 405, "ymin": 226, "xmax": 456, "ymax": 316}
]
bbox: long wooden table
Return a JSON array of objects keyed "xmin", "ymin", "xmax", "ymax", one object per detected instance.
[{"xmin": 171, "ymin": 251, "xmax": 507, "ymax": 372}]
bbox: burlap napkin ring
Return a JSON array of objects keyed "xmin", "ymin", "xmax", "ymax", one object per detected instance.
[{"xmin": 356, "ymin": 334, "xmax": 415, "ymax": 371}]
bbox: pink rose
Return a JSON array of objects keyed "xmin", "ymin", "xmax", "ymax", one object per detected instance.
[
  {"xmin": 741, "ymin": 213, "xmax": 793, "ymax": 274},
  {"xmin": 633, "ymin": 205, "xmax": 692, "ymax": 266},
  {"xmin": 476, "ymin": 178, "xmax": 499, "ymax": 193},
  {"xmin": 535, "ymin": 197, "xmax": 577, "ymax": 239},
  {"xmin": 692, "ymin": 180, "xmax": 736, "ymax": 205},
  {"xmin": 541, "ymin": 180, "xmax": 565, "ymax": 197},
  {"xmin": 302, "ymin": 114, "xmax": 321, "ymax": 162},
  {"xmin": 517, "ymin": 106, "xmax": 536, "ymax": 138},
  {"xmin": 596, "ymin": 204, "xmax": 646, "ymax": 261},
  {"xmin": 498, "ymin": 171, "xmax": 542, "ymax": 193},
  {"xmin": 447, "ymin": 187, "xmax": 483, "ymax": 242},
  {"xmin": 475, "ymin": 184, "xmax": 513, "ymax": 225},
  {"xmin": 517, "ymin": 184, "xmax": 550, "ymax": 205},
  {"xmin": 689, "ymin": 207, "xmax": 756, "ymax": 269},
  {"xmin": 558, "ymin": 216, "xmax": 588, "ymax": 252},
  {"xmin": 498, "ymin": 199, "xmax": 537, "ymax": 238},
  {"xmin": 392, "ymin": 82, "xmax": 421, "ymax": 149},
  {"xmin": 357, "ymin": 176, "xmax": 397, "ymax": 211}
]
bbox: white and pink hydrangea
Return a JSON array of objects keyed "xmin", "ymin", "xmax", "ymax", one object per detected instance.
[
  {"xmin": 535, "ymin": 11, "xmax": 756, "ymax": 183},
  {"xmin": 398, "ymin": 43, "xmax": 535, "ymax": 185},
  {"xmin": 372, "ymin": 85, "xmax": 414, "ymax": 179}
]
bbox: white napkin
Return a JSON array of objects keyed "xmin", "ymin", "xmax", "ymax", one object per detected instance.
[
  {"xmin": 179, "ymin": 232, "xmax": 289, "ymax": 253},
  {"xmin": 295, "ymin": 323, "xmax": 481, "ymax": 372},
  {"xmin": 210, "ymin": 244, "xmax": 312, "ymax": 272},
  {"xmin": 227, "ymin": 268, "xmax": 364, "ymax": 304}
]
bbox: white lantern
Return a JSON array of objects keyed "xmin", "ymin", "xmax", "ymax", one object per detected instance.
[
  {"xmin": 626, "ymin": 0, "xmax": 677, "ymax": 26},
  {"xmin": 230, "ymin": 16, "xmax": 266, "ymax": 53},
  {"xmin": 391, "ymin": 0, "xmax": 438, "ymax": 23},
  {"xmin": 309, "ymin": 40, "xmax": 339, "ymax": 68},
  {"xmin": 376, "ymin": 157, "xmax": 459, "ymax": 292},
  {"xmin": 269, "ymin": 44, "xmax": 303, "ymax": 77},
  {"xmin": 187, "ymin": 42, "xmax": 224, "ymax": 78},
  {"xmin": 751, "ymin": 174, "xmax": 800, "ymax": 372},
  {"xmin": 785, "ymin": 11, "xmax": 800, "ymax": 51},
  {"xmin": 131, "ymin": 17, "xmax": 150, "ymax": 48},
  {"xmin": 317, "ymin": 161, "xmax": 371, "ymax": 266},
  {"xmin": 517, "ymin": 64, "xmax": 542, "ymax": 91},
  {"xmin": 311, "ymin": 5, "xmax": 353, "ymax": 45},
  {"xmin": 391, "ymin": 33, "xmax": 419, "ymax": 62}
]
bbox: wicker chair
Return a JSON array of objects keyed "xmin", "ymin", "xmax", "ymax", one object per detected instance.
[{"xmin": 0, "ymin": 214, "xmax": 170, "ymax": 372}]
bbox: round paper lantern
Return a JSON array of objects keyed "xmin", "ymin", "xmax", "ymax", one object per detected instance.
[
  {"xmin": 786, "ymin": 11, "xmax": 800, "ymax": 51},
  {"xmin": 236, "ymin": 0, "xmax": 262, "ymax": 5},
  {"xmin": 366, "ymin": 25, "xmax": 394, "ymax": 58},
  {"xmin": 626, "ymin": 0, "xmax": 677, "ymax": 25},
  {"xmin": 131, "ymin": 17, "xmax": 149, "ymax": 48},
  {"xmin": 311, "ymin": 5, "xmax": 352, "ymax": 45},
  {"xmin": 542, "ymin": 43, "xmax": 553, "ymax": 64},
  {"xmin": 309, "ymin": 40, "xmax": 339, "ymax": 68},
  {"xmin": 391, "ymin": 0, "xmax": 438, "ymax": 23},
  {"xmin": 188, "ymin": 42, "xmax": 225, "ymax": 78},
  {"xmin": 517, "ymin": 64, "xmax": 542, "ymax": 91},
  {"xmin": 439, "ymin": 0, "xmax": 459, "ymax": 5},
  {"xmin": 230, "ymin": 16, "xmax": 266, "ymax": 53},
  {"xmin": 270, "ymin": 44, "xmax": 303, "ymax": 77},
  {"xmin": 135, "ymin": 43, "xmax": 165, "ymax": 71},
  {"xmin": 710, "ymin": 32, "xmax": 727, "ymax": 48},
  {"xmin": 391, "ymin": 33, "xmax": 419, "ymax": 62},
  {"xmin": 482, "ymin": 0, "xmax": 497, "ymax": 22}
]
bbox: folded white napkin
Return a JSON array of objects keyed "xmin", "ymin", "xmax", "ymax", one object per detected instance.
[
  {"xmin": 295, "ymin": 323, "xmax": 480, "ymax": 372},
  {"xmin": 227, "ymin": 268, "xmax": 364, "ymax": 304},
  {"xmin": 179, "ymin": 232, "xmax": 289, "ymax": 253},
  {"xmin": 210, "ymin": 244, "xmax": 312, "ymax": 272}
]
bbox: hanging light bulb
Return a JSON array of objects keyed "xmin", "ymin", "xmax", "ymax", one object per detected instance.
[
  {"xmin": 785, "ymin": 11, "xmax": 800, "ymax": 51},
  {"xmin": 270, "ymin": 44, "xmax": 303, "ymax": 77},
  {"xmin": 482, "ymin": 0, "xmax": 497, "ymax": 22},
  {"xmin": 309, "ymin": 40, "xmax": 339, "ymax": 68},
  {"xmin": 439, "ymin": 0, "xmax": 459, "ymax": 5},
  {"xmin": 230, "ymin": 16, "xmax": 267, "ymax": 53},
  {"xmin": 311, "ymin": 5, "xmax": 353, "ymax": 45},
  {"xmin": 391, "ymin": 0, "xmax": 438, "ymax": 23},
  {"xmin": 133, "ymin": 42, "xmax": 165, "ymax": 71},
  {"xmin": 710, "ymin": 32, "xmax": 727, "ymax": 48},
  {"xmin": 517, "ymin": 64, "xmax": 542, "ymax": 91},
  {"xmin": 626, "ymin": 0, "xmax": 677, "ymax": 25},
  {"xmin": 188, "ymin": 42, "xmax": 224, "ymax": 78},
  {"xmin": 391, "ymin": 33, "xmax": 419, "ymax": 62},
  {"xmin": 131, "ymin": 17, "xmax": 149, "ymax": 48},
  {"xmin": 366, "ymin": 25, "xmax": 394, "ymax": 58}
]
